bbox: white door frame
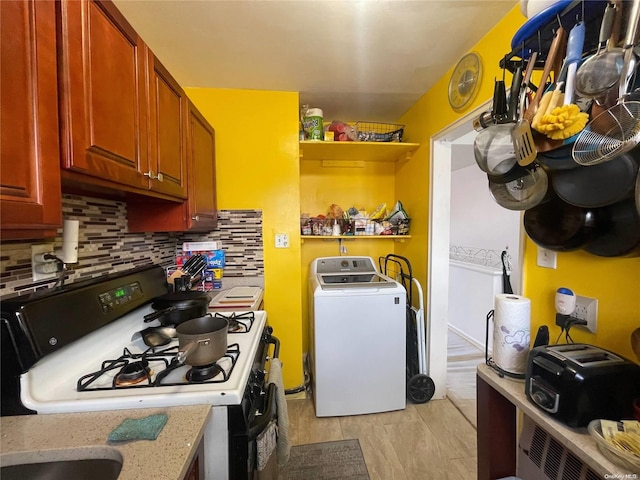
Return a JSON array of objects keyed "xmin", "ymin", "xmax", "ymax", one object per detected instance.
[{"xmin": 426, "ymin": 100, "xmax": 524, "ymax": 399}]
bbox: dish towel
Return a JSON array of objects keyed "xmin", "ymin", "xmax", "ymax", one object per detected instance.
[
  {"xmin": 108, "ymin": 413, "xmax": 168, "ymax": 443},
  {"xmin": 267, "ymin": 358, "xmax": 291, "ymax": 465}
]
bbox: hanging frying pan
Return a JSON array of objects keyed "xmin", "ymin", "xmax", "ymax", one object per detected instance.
[
  {"xmin": 583, "ymin": 198, "xmax": 640, "ymax": 257},
  {"xmin": 536, "ymin": 142, "xmax": 577, "ymax": 170},
  {"xmin": 523, "ymin": 194, "xmax": 597, "ymax": 251},
  {"xmin": 636, "ymin": 167, "xmax": 640, "ymax": 215},
  {"xmin": 551, "ymin": 148, "xmax": 640, "ymax": 207}
]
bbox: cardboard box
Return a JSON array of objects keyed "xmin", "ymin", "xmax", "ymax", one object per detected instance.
[{"xmin": 182, "ymin": 241, "xmax": 222, "ymax": 252}]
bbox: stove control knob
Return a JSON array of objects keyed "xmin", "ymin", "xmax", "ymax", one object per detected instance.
[{"xmin": 254, "ymin": 370, "xmax": 266, "ymax": 384}]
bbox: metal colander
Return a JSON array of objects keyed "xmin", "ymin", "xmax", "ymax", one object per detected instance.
[{"xmin": 572, "ymin": 101, "xmax": 640, "ymax": 165}]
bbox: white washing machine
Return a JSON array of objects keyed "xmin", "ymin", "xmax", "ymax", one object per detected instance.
[{"xmin": 309, "ymin": 256, "xmax": 406, "ymax": 417}]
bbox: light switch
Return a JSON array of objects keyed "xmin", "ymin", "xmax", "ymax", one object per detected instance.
[{"xmin": 275, "ymin": 233, "xmax": 289, "ymax": 248}]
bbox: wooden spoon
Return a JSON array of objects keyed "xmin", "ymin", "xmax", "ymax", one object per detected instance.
[{"xmin": 632, "ymin": 327, "xmax": 640, "ymax": 362}]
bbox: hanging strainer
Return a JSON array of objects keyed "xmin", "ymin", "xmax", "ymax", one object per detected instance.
[
  {"xmin": 572, "ymin": 0, "xmax": 640, "ymax": 166},
  {"xmin": 571, "ymin": 101, "xmax": 640, "ymax": 165}
]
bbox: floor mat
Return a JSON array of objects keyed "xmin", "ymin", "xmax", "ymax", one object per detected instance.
[{"xmin": 278, "ymin": 439, "xmax": 369, "ymax": 480}]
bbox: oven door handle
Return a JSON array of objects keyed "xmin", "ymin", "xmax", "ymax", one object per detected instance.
[
  {"xmin": 268, "ymin": 334, "xmax": 280, "ymax": 359},
  {"xmin": 248, "ymin": 383, "xmax": 277, "ymax": 441}
]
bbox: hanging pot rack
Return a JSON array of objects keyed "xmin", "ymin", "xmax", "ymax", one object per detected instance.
[{"xmin": 500, "ymin": 0, "xmax": 611, "ymax": 73}]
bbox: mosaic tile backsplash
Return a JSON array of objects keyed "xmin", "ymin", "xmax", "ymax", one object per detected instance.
[{"xmin": 0, "ymin": 194, "xmax": 263, "ymax": 298}]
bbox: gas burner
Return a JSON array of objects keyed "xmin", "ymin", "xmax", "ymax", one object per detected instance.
[
  {"xmin": 228, "ymin": 319, "xmax": 244, "ymax": 333},
  {"xmin": 115, "ymin": 360, "xmax": 151, "ymax": 386},
  {"xmin": 214, "ymin": 311, "xmax": 255, "ymax": 333},
  {"xmin": 187, "ymin": 363, "xmax": 223, "ymax": 382}
]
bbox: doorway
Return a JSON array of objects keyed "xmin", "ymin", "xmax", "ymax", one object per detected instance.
[{"xmin": 426, "ymin": 101, "xmax": 523, "ymax": 425}]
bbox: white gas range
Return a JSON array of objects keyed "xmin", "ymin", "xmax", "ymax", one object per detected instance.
[{"xmin": 1, "ymin": 265, "xmax": 278, "ymax": 480}]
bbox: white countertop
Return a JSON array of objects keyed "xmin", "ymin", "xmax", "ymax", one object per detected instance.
[
  {"xmin": 477, "ymin": 364, "xmax": 635, "ymax": 477},
  {"xmin": 0, "ymin": 405, "xmax": 211, "ymax": 480}
]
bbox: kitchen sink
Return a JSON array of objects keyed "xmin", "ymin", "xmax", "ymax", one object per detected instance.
[{"xmin": 1, "ymin": 448, "xmax": 123, "ymax": 480}]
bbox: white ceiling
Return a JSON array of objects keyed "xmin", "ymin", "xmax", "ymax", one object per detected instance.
[{"xmin": 112, "ymin": 0, "xmax": 518, "ymax": 122}]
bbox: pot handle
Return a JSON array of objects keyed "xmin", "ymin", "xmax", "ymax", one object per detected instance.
[
  {"xmin": 143, "ymin": 306, "xmax": 176, "ymax": 323},
  {"xmin": 176, "ymin": 340, "xmax": 202, "ymax": 364}
]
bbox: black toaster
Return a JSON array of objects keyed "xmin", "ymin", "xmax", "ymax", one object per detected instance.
[{"xmin": 525, "ymin": 343, "xmax": 640, "ymax": 428}]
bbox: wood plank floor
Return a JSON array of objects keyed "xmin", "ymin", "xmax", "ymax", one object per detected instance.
[
  {"xmin": 285, "ymin": 396, "xmax": 477, "ymax": 479},
  {"xmin": 284, "ymin": 329, "xmax": 484, "ymax": 478},
  {"xmin": 446, "ymin": 330, "xmax": 485, "ymax": 428}
]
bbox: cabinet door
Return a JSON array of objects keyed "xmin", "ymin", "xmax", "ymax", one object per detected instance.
[
  {"xmin": 127, "ymin": 102, "xmax": 216, "ymax": 232},
  {"xmin": 187, "ymin": 102, "xmax": 217, "ymax": 230},
  {"xmin": 147, "ymin": 54, "xmax": 188, "ymax": 198},
  {"xmin": 0, "ymin": 0, "xmax": 62, "ymax": 239},
  {"xmin": 57, "ymin": 0, "xmax": 148, "ymax": 190}
]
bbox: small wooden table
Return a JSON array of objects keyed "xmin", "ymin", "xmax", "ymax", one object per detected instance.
[{"xmin": 476, "ymin": 364, "xmax": 634, "ymax": 479}]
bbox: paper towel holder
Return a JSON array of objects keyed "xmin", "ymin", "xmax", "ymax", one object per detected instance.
[
  {"xmin": 56, "ymin": 219, "xmax": 80, "ymax": 264},
  {"xmin": 484, "ymin": 309, "xmax": 526, "ymax": 380}
]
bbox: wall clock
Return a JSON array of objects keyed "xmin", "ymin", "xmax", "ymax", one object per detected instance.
[{"xmin": 448, "ymin": 52, "xmax": 482, "ymax": 111}]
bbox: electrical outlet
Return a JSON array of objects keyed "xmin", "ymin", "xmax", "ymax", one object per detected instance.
[
  {"xmin": 536, "ymin": 247, "xmax": 557, "ymax": 269},
  {"xmin": 574, "ymin": 295, "xmax": 598, "ymax": 333},
  {"xmin": 274, "ymin": 233, "xmax": 289, "ymax": 249},
  {"xmin": 31, "ymin": 244, "xmax": 58, "ymax": 281}
]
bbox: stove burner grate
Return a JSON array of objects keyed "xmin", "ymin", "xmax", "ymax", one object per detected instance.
[
  {"xmin": 186, "ymin": 363, "xmax": 223, "ymax": 382},
  {"xmin": 153, "ymin": 343, "xmax": 240, "ymax": 386},
  {"xmin": 114, "ymin": 359, "xmax": 151, "ymax": 386},
  {"xmin": 214, "ymin": 311, "xmax": 255, "ymax": 333},
  {"xmin": 77, "ymin": 344, "xmax": 241, "ymax": 391}
]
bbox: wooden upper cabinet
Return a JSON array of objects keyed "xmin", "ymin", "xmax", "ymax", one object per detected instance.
[
  {"xmin": 57, "ymin": 0, "xmax": 148, "ymax": 190},
  {"xmin": 187, "ymin": 102, "xmax": 217, "ymax": 230},
  {"xmin": 128, "ymin": 101, "xmax": 216, "ymax": 232},
  {"xmin": 146, "ymin": 54, "xmax": 188, "ymax": 199},
  {"xmin": 57, "ymin": 0, "xmax": 187, "ymax": 201},
  {"xmin": 0, "ymin": 0, "xmax": 62, "ymax": 239}
]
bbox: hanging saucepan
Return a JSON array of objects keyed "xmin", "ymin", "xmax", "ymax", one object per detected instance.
[
  {"xmin": 144, "ymin": 290, "xmax": 212, "ymax": 326},
  {"xmin": 474, "ymin": 78, "xmax": 519, "ymax": 175},
  {"xmin": 583, "ymin": 198, "xmax": 640, "ymax": 257},
  {"xmin": 488, "ymin": 163, "xmax": 550, "ymax": 210},
  {"xmin": 551, "ymin": 147, "xmax": 640, "ymax": 208},
  {"xmin": 176, "ymin": 315, "xmax": 228, "ymax": 366},
  {"xmin": 523, "ymin": 194, "xmax": 597, "ymax": 251}
]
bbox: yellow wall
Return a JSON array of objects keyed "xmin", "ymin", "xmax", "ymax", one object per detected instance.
[
  {"xmin": 183, "ymin": 5, "xmax": 640, "ymax": 390},
  {"xmin": 299, "ymin": 159, "xmax": 405, "ymax": 350},
  {"xmin": 398, "ymin": 6, "xmax": 640, "ymax": 361},
  {"xmin": 184, "ymin": 88, "xmax": 304, "ymax": 388}
]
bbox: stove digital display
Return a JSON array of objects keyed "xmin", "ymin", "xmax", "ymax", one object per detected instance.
[{"xmin": 98, "ymin": 282, "xmax": 143, "ymax": 312}]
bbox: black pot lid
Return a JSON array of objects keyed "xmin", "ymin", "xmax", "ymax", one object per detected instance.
[{"xmin": 489, "ymin": 166, "xmax": 549, "ymax": 210}]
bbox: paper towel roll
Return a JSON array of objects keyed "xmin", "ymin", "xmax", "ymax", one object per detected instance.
[
  {"xmin": 62, "ymin": 219, "xmax": 79, "ymax": 263},
  {"xmin": 493, "ymin": 294, "xmax": 531, "ymax": 374}
]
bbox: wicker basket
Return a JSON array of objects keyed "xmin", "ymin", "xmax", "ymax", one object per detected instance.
[{"xmin": 355, "ymin": 122, "xmax": 404, "ymax": 142}]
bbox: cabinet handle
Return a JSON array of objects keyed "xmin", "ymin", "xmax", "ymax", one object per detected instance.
[
  {"xmin": 144, "ymin": 170, "xmax": 157, "ymax": 180},
  {"xmin": 191, "ymin": 215, "xmax": 200, "ymax": 222},
  {"xmin": 156, "ymin": 173, "xmax": 164, "ymax": 182}
]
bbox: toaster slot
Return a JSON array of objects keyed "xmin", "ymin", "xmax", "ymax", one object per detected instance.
[{"xmin": 532, "ymin": 356, "xmax": 563, "ymax": 376}]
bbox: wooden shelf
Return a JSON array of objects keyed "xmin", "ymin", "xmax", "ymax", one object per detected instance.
[
  {"xmin": 301, "ymin": 235, "xmax": 411, "ymax": 243},
  {"xmin": 300, "ymin": 141, "xmax": 420, "ymax": 163}
]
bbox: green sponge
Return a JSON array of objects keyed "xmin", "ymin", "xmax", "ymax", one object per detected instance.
[{"xmin": 108, "ymin": 413, "xmax": 168, "ymax": 442}]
